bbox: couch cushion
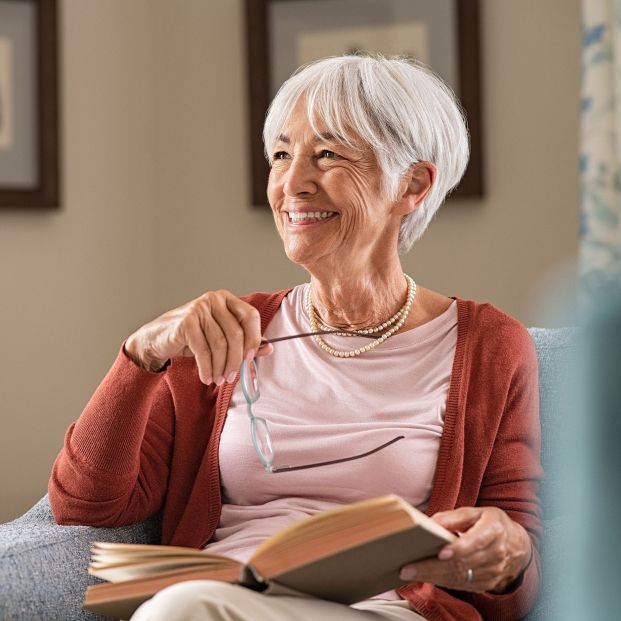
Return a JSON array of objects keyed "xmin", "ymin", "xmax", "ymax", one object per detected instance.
[{"xmin": 0, "ymin": 495, "xmax": 161, "ymax": 621}]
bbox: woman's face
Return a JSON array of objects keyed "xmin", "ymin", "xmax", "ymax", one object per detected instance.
[{"xmin": 267, "ymin": 103, "xmax": 403, "ymax": 273}]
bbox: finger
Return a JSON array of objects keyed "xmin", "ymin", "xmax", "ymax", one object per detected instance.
[
  {"xmin": 455, "ymin": 545, "xmax": 505, "ymax": 573},
  {"xmin": 432, "ymin": 507, "xmax": 486, "ymax": 560},
  {"xmin": 183, "ymin": 316, "xmax": 214, "ymax": 384},
  {"xmin": 225, "ymin": 296, "xmax": 263, "ymax": 360},
  {"xmin": 256, "ymin": 342, "xmax": 274, "ymax": 357},
  {"xmin": 200, "ymin": 313, "xmax": 229, "ymax": 385},
  {"xmin": 400, "ymin": 557, "xmax": 500, "ymax": 592},
  {"xmin": 440, "ymin": 519, "xmax": 501, "ymax": 560},
  {"xmin": 432, "ymin": 507, "xmax": 484, "ymax": 532},
  {"xmin": 210, "ymin": 297, "xmax": 247, "ymax": 382},
  {"xmin": 439, "ymin": 509, "xmax": 508, "ymax": 560}
]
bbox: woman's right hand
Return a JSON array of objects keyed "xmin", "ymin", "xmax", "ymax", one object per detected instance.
[{"xmin": 123, "ymin": 290, "xmax": 272, "ymax": 385}]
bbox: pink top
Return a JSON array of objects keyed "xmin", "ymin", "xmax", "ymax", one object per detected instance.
[{"xmin": 204, "ymin": 284, "xmax": 458, "ymax": 597}]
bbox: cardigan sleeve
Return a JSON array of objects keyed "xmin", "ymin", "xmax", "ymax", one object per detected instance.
[
  {"xmin": 48, "ymin": 344, "xmax": 175, "ymax": 527},
  {"xmin": 462, "ymin": 323, "xmax": 544, "ymax": 620}
]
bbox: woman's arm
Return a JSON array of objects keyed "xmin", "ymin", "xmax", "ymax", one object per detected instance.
[
  {"xmin": 464, "ymin": 328, "xmax": 543, "ymax": 618},
  {"xmin": 48, "ymin": 289, "xmax": 272, "ymax": 528},
  {"xmin": 400, "ymin": 324, "xmax": 543, "ymax": 619},
  {"xmin": 48, "ymin": 345, "xmax": 175, "ymax": 527}
]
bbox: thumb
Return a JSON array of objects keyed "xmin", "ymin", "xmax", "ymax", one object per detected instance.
[
  {"xmin": 432, "ymin": 507, "xmax": 483, "ymax": 532},
  {"xmin": 256, "ymin": 342, "xmax": 274, "ymax": 357}
]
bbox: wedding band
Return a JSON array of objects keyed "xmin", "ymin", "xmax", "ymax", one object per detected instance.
[{"xmin": 466, "ymin": 568, "xmax": 474, "ymax": 583}]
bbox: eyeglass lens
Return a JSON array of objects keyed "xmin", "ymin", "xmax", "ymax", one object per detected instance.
[
  {"xmin": 240, "ymin": 359, "xmax": 260, "ymax": 402},
  {"xmin": 252, "ymin": 416, "xmax": 275, "ymax": 466}
]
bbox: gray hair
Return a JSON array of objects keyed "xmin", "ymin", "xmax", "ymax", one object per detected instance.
[{"xmin": 263, "ymin": 54, "xmax": 470, "ymax": 253}]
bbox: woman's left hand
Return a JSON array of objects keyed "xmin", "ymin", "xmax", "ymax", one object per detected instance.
[{"xmin": 399, "ymin": 507, "xmax": 533, "ymax": 593}]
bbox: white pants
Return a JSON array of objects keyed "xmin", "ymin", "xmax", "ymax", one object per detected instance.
[{"xmin": 130, "ymin": 580, "xmax": 427, "ymax": 621}]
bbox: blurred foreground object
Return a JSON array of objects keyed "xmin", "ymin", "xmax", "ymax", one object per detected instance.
[{"xmin": 555, "ymin": 291, "xmax": 621, "ymax": 621}]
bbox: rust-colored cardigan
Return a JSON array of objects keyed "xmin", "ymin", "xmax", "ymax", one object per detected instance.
[{"xmin": 49, "ymin": 290, "xmax": 543, "ymax": 621}]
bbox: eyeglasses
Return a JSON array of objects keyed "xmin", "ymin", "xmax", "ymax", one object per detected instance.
[{"xmin": 239, "ymin": 329, "xmax": 405, "ymax": 473}]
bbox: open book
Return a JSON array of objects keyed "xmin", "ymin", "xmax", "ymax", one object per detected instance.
[{"xmin": 84, "ymin": 495, "xmax": 455, "ymax": 619}]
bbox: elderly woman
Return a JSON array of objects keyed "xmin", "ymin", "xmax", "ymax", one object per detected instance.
[{"xmin": 49, "ymin": 55, "xmax": 541, "ymax": 621}]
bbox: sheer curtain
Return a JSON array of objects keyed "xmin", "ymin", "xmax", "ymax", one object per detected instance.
[{"xmin": 579, "ymin": 0, "xmax": 621, "ymax": 303}]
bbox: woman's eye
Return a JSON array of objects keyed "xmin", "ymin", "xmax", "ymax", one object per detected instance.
[
  {"xmin": 319, "ymin": 150, "xmax": 337, "ymax": 159},
  {"xmin": 272, "ymin": 151, "xmax": 289, "ymax": 161}
]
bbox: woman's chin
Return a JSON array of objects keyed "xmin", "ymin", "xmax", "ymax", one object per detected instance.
[
  {"xmin": 283, "ymin": 248, "xmax": 313, "ymax": 267},
  {"xmin": 282, "ymin": 242, "xmax": 324, "ymax": 268}
]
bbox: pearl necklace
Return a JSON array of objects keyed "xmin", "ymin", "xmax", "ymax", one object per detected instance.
[{"xmin": 305, "ymin": 275, "xmax": 417, "ymax": 358}]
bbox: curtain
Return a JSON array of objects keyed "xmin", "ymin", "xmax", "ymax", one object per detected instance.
[{"xmin": 579, "ymin": 0, "xmax": 621, "ymax": 302}]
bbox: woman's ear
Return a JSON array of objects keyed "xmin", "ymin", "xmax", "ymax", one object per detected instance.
[{"xmin": 393, "ymin": 161, "xmax": 437, "ymax": 216}]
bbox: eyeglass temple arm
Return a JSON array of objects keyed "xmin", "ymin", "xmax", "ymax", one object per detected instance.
[
  {"xmin": 262, "ymin": 329, "xmax": 382, "ymax": 345},
  {"xmin": 269, "ymin": 435, "xmax": 405, "ymax": 473}
]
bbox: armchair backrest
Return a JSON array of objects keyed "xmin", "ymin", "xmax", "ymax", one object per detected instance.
[{"xmin": 527, "ymin": 327, "xmax": 577, "ymax": 521}]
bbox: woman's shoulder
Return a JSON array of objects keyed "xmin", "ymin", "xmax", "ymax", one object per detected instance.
[
  {"xmin": 458, "ymin": 296, "xmax": 528, "ymax": 333},
  {"xmin": 414, "ymin": 286, "xmax": 524, "ymax": 332},
  {"xmin": 239, "ymin": 288, "xmax": 293, "ymax": 321},
  {"xmin": 240, "ymin": 288, "xmax": 291, "ymax": 305},
  {"xmin": 456, "ymin": 296, "xmax": 536, "ymax": 364}
]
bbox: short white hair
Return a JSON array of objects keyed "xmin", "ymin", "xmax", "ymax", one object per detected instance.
[{"xmin": 263, "ymin": 54, "xmax": 470, "ymax": 253}]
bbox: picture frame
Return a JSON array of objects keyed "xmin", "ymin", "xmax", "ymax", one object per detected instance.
[
  {"xmin": 0, "ymin": 0, "xmax": 60, "ymax": 208},
  {"xmin": 245, "ymin": 0, "xmax": 483, "ymax": 207}
]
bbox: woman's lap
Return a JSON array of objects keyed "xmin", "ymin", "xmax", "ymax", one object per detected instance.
[{"xmin": 129, "ymin": 580, "xmax": 427, "ymax": 621}]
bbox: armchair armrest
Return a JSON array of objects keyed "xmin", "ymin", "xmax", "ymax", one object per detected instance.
[{"xmin": 0, "ymin": 494, "xmax": 161, "ymax": 621}]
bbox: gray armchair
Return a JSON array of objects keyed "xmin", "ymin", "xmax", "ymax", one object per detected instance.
[{"xmin": 0, "ymin": 328, "xmax": 575, "ymax": 621}]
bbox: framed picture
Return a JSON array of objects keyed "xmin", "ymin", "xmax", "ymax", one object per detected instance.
[
  {"xmin": 245, "ymin": 0, "xmax": 482, "ymax": 207},
  {"xmin": 0, "ymin": 0, "xmax": 59, "ymax": 208}
]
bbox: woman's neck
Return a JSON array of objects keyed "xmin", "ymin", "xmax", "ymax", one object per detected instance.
[{"xmin": 308, "ymin": 265, "xmax": 409, "ymax": 331}]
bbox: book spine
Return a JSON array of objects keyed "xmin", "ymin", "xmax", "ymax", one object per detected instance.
[{"xmin": 239, "ymin": 564, "xmax": 268, "ymax": 592}]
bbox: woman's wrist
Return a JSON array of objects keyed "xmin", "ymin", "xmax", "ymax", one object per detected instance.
[{"xmin": 123, "ymin": 337, "xmax": 168, "ymax": 373}]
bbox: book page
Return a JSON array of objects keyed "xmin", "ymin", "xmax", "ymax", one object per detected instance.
[
  {"xmin": 89, "ymin": 541, "xmax": 240, "ymax": 583},
  {"xmin": 249, "ymin": 495, "xmax": 453, "ymax": 579},
  {"xmin": 89, "ymin": 556, "xmax": 240, "ymax": 583},
  {"xmin": 91, "ymin": 542, "xmax": 214, "ymax": 559},
  {"xmin": 251, "ymin": 495, "xmax": 403, "ymax": 559}
]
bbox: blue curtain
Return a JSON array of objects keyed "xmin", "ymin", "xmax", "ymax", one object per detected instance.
[{"xmin": 579, "ymin": 0, "xmax": 621, "ymax": 301}]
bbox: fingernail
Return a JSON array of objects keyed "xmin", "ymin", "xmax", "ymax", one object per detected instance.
[
  {"xmin": 245, "ymin": 349, "xmax": 256, "ymax": 361},
  {"xmin": 215, "ymin": 376, "xmax": 224, "ymax": 386},
  {"xmin": 205, "ymin": 376, "xmax": 213, "ymax": 385},
  {"xmin": 439, "ymin": 548, "xmax": 453, "ymax": 560},
  {"xmin": 400, "ymin": 567, "xmax": 416, "ymax": 580},
  {"xmin": 226, "ymin": 371, "xmax": 236, "ymax": 383}
]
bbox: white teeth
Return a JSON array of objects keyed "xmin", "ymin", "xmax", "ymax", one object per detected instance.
[{"xmin": 288, "ymin": 211, "xmax": 336, "ymax": 221}]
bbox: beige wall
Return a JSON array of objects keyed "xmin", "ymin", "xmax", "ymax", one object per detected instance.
[
  {"xmin": 0, "ymin": 1, "xmax": 156, "ymax": 522},
  {"xmin": 408, "ymin": 0, "xmax": 581, "ymax": 320},
  {"xmin": 0, "ymin": 0, "xmax": 580, "ymax": 522},
  {"xmin": 150, "ymin": 0, "xmax": 307, "ymax": 313},
  {"xmin": 151, "ymin": 0, "xmax": 581, "ymax": 317}
]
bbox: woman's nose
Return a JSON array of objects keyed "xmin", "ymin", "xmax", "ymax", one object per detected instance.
[{"xmin": 283, "ymin": 157, "xmax": 317, "ymax": 197}]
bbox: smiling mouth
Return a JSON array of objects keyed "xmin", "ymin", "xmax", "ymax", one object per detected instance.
[{"xmin": 286, "ymin": 211, "xmax": 338, "ymax": 224}]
